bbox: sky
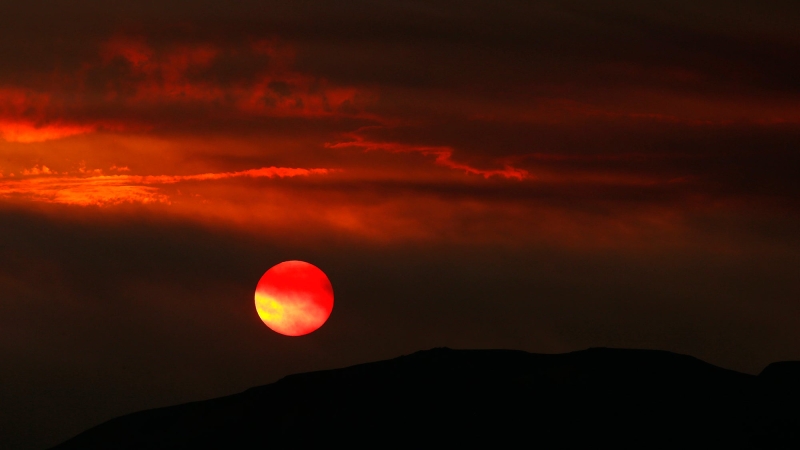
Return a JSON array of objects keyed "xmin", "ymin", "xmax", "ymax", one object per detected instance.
[{"xmin": 1, "ymin": 1, "xmax": 799, "ymax": 448}]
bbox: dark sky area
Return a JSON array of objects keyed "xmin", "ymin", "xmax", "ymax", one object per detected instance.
[{"xmin": 1, "ymin": 1, "xmax": 799, "ymax": 448}]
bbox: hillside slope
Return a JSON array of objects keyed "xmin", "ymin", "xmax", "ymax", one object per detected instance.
[{"xmin": 52, "ymin": 348, "xmax": 799, "ymax": 449}]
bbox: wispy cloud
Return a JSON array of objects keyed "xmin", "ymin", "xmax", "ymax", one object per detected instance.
[
  {"xmin": 328, "ymin": 133, "xmax": 529, "ymax": 180},
  {"xmin": 0, "ymin": 166, "xmax": 331, "ymax": 206}
]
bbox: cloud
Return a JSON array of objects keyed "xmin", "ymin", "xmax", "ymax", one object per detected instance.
[
  {"xmin": 0, "ymin": 121, "xmax": 96, "ymax": 143},
  {"xmin": 327, "ymin": 131, "xmax": 529, "ymax": 180},
  {"xmin": 0, "ymin": 88, "xmax": 96, "ymax": 142},
  {"xmin": 0, "ymin": 2, "xmax": 795, "ymax": 245},
  {"xmin": 0, "ymin": 166, "xmax": 330, "ymax": 206},
  {"xmin": 0, "ymin": 36, "xmax": 373, "ymax": 143}
]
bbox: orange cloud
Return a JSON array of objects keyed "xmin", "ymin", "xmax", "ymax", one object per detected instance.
[
  {"xmin": 21, "ymin": 165, "xmax": 56, "ymax": 176},
  {"xmin": 0, "ymin": 88, "xmax": 97, "ymax": 142},
  {"xmin": 130, "ymin": 166, "xmax": 330, "ymax": 184},
  {"xmin": 151, "ymin": 178, "xmax": 700, "ymax": 251},
  {"xmin": 0, "ymin": 166, "xmax": 330, "ymax": 206},
  {"xmin": 0, "ymin": 121, "xmax": 96, "ymax": 143}
]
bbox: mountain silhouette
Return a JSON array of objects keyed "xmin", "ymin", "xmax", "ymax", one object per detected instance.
[{"xmin": 52, "ymin": 348, "xmax": 799, "ymax": 449}]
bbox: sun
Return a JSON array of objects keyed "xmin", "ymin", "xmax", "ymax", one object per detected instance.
[{"xmin": 254, "ymin": 260, "xmax": 334, "ymax": 336}]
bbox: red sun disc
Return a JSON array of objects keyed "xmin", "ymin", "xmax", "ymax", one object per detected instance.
[{"xmin": 254, "ymin": 261, "xmax": 334, "ymax": 336}]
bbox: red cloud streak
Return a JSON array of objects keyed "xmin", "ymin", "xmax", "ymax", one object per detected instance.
[
  {"xmin": 0, "ymin": 166, "xmax": 331, "ymax": 206},
  {"xmin": 327, "ymin": 134, "xmax": 529, "ymax": 180}
]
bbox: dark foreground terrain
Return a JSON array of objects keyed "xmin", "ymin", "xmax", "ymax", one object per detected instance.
[{"xmin": 53, "ymin": 348, "xmax": 799, "ymax": 449}]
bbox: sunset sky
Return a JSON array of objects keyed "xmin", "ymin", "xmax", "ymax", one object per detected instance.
[{"xmin": 2, "ymin": 1, "xmax": 799, "ymax": 448}]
